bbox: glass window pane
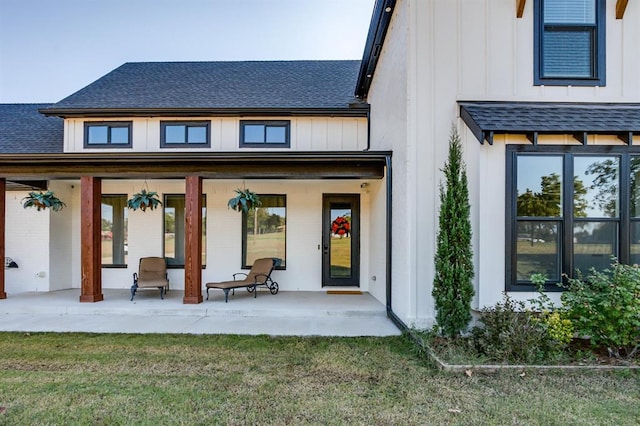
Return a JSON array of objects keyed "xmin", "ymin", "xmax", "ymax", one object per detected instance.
[
  {"xmin": 101, "ymin": 195, "xmax": 127, "ymax": 266},
  {"xmin": 631, "ymin": 222, "xmax": 640, "ymax": 266},
  {"xmin": 110, "ymin": 127, "xmax": 129, "ymax": 144},
  {"xmin": 544, "ymin": 0, "xmax": 595, "ymax": 24},
  {"xmin": 330, "ymin": 206, "xmax": 352, "ymax": 278},
  {"xmin": 266, "ymin": 126, "xmax": 286, "ymax": 143},
  {"xmin": 88, "ymin": 126, "xmax": 108, "ymax": 144},
  {"xmin": 516, "ymin": 220, "xmax": 561, "ymax": 281},
  {"xmin": 573, "ymin": 221, "xmax": 617, "ymax": 273},
  {"xmin": 187, "ymin": 126, "xmax": 207, "ymax": 144},
  {"xmin": 164, "ymin": 195, "xmax": 206, "ymax": 267},
  {"xmin": 165, "ymin": 125, "xmax": 185, "ymax": 144},
  {"xmin": 543, "ymin": 30, "xmax": 593, "ymax": 78},
  {"xmin": 517, "ymin": 155, "xmax": 563, "ymax": 217},
  {"xmin": 244, "ymin": 125, "xmax": 265, "ymax": 143},
  {"xmin": 574, "ymin": 156, "xmax": 619, "ymax": 218},
  {"xmin": 631, "ymin": 156, "xmax": 640, "ymax": 218},
  {"xmin": 244, "ymin": 195, "xmax": 286, "ymax": 267}
]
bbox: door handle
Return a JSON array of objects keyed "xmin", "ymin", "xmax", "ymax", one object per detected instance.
[{"xmin": 323, "ymin": 244, "xmax": 329, "ymax": 255}]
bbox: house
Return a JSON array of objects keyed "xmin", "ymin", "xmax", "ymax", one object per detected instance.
[
  {"xmin": 1, "ymin": 0, "xmax": 639, "ymax": 331},
  {"xmin": 357, "ymin": 0, "xmax": 640, "ymax": 327},
  {"xmin": 0, "ymin": 61, "xmax": 391, "ymax": 307}
]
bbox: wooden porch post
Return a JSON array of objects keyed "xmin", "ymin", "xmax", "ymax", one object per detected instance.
[
  {"xmin": 80, "ymin": 176, "xmax": 103, "ymax": 302},
  {"xmin": 183, "ymin": 175, "xmax": 203, "ymax": 304},
  {"xmin": 0, "ymin": 178, "xmax": 6, "ymax": 299}
]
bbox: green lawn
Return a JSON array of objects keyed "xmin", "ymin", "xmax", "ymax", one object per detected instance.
[{"xmin": 0, "ymin": 333, "xmax": 638, "ymax": 424}]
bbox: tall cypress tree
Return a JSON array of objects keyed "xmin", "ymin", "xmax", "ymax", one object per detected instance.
[{"xmin": 432, "ymin": 126, "xmax": 474, "ymax": 337}]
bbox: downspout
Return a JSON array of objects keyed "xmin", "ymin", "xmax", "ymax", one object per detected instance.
[{"xmin": 384, "ymin": 154, "xmax": 409, "ymax": 331}]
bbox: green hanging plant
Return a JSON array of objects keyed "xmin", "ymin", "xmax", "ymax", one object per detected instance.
[
  {"xmin": 22, "ymin": 190, "xmax": 66, "ymax": 212},
  {"xmin": 127, "ymin": 188, "xmax": 162, "ymax": 212},
  {"xmin": 228, "ymin": 188, "xmax": 261, "ymax": 213}
]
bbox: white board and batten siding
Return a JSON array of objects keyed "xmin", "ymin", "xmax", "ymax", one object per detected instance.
[
  {"xmin": 367, "ymin": 0, "xmax": 640, "ymax": 328},
  {"xmin": 64, "ymin": 117, "xmax": 368, "ymax": 152}
]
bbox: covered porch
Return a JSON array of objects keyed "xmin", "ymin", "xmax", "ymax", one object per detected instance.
[{"xmin": 0, "ymin": 288, "xmax": 400, "ymax": 336}]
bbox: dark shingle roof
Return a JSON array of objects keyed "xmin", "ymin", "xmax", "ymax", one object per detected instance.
[
  {"xmin": 42, "ymin": 61, "xmax": 366, "ymax": 116},
  {"xmin": 460, "ymin": 101, "xmax": 640, "ymax": 144},
  {"xmin": 0, "ymin": 104, "xmax": 63, "ymax": 153}
]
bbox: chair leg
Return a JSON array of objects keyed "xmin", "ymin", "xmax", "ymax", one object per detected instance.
[
  {"xmin": 253, "ymin": 284, "xmax": 257, "ymax": 298},
  {"xmin": 223, "ymin": 288, "xmax": 230, "ymax": 303},
  {"xmin": 159, "ymin": 287, "xmax": 164, "ymax": 300},
  {"xmin": 130, "ymin": 284, "xmax": 138, "ymax": 301},
  {"xmin": 206, "ymin": 288, "xmax": 210, "ymax": 300}
]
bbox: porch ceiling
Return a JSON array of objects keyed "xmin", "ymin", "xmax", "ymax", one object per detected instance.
[{"xmin": 0, "ymin": 151, "xmax": 390, "ymax": 180}]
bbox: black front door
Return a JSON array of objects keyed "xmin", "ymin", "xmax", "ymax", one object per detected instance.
[{"xmin": 322, "ymin": 194, "xmax": 360, "ymax": 287}]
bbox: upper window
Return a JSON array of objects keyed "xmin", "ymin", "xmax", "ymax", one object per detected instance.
[
  {"xmin": 242, "ymin": 195, "xmax": 286, "ymax": 269},
  {"xmin": 240, "ymin": 121, "xmax": 290, "ymax": 148},
  {"xmin": 85, "ymin": 122, "xmax": 132, "ymax": 147},
  {"xmin": 101, "ymin": 195, "xmax": 128, "ymax": 267},
  {"xmin": 507, "ymin": 146, "xmax": 640, "ymax": 291},
  {"xmin": 160, "ymin": 121, "xmax": 210, "ymax": 148},
  {"xmin": 534, "ymin": 0, "xmax": 605, "ymax": 86}
]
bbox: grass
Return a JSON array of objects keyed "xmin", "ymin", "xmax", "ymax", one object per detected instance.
[{"xmin": 0, "ymin": 333, "xmax": 638, "ymax": 425}]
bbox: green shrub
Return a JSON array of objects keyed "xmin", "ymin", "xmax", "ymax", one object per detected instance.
[
  {"xmin": 471, "ymin": 293, "xmax": 565, "ymax": 364},
  {"xmin": 561, "ymin": 261, "xmax": 640, "ymax": 359}
]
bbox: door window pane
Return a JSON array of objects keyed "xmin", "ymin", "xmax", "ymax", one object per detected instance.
[
  {"xmin": 516, "ymin": 221, "xmax": 560, "ymax": 281},
  {"xmin": 573, "ymin": 221, "xmax": 617, "ymax": 273},
  {"xmin": 243, "ymin": 195, "xmax": 286, "ymax": 268},
  {"xmin": 631, "ymin": 157, "xmax": 640, "ymax": 218},
  {"xmin": 102, "ymin": 195, "xmax": 128, "ymax": 266},
  {"xmin": 574, "ymin": 156, "xmax": 619, "ymax": 218},
  {"xmin": 330, "ymin": 205, "xmax": 352, "ymax": 278},
  {"xmin": 631, "ymin": 222, "xmax": 640, "ymax": 266}
]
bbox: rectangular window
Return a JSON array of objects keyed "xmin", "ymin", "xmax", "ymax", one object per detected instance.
[
  {"xmin": 534, "ymin": 0, "xmax": 605, "ymax": 86},
  {"xmin": 240, "ymin": 121, "xmax": 290, "ymax": 148},
  {"xmin": 507, "ymin": 147, "xmax": 638, "ymax": 291},
  {"xmin": 163, "ymin": 194, "xmax": 206, "ymax": 268},
  {"xmin": 84, "ymin": 122, "xmax": 132, "ymax": 147},
  {"xmin": 242, "ymin": 195, "xmax": 286, "ymax": 269},
  {"xmin": 160, "ymin": 121, "xmax": 210, "ymax": 147},
  {"xmin": 101, "ymin": 195, "xmax": 128, "ymax": 267}
]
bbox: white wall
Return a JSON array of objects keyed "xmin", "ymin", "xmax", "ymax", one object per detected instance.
[
  {"xmin": 5, "ymin": 191, "xmax": 51, "ymax": 293},
  {"xmin": 366, "ymin": 0, "xmax": 640, "ymax": 327},
  {"xmin": 64, "ymin": 117, "xmax": 368, "ymax": 153}
]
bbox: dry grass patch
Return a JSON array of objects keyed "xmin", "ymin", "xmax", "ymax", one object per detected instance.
[{"xmin": 0, "ymin": 333, "xmax": 638, "ymax": 425}]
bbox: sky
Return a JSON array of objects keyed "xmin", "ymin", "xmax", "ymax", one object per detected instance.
[{"xmin": 0, "ymin": 0, "xmax": 374, "ymax": 103}]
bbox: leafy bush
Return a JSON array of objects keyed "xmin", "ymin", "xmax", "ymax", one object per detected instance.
[
  {"xmin": 471, "ymin": 293, "xmax": 566, "ymax": 364},
  {"xmin": 562, "ymin": 261, "xmax": 640, "ymax": 359}
]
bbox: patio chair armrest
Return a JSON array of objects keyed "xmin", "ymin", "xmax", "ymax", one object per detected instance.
[
  {"xmin": 232, "ymin": 273, "xmax": 248, "ymax": 281},
  {"xmin": 253, "ymin": 273, "xmax": 269, "ymax": 284}
]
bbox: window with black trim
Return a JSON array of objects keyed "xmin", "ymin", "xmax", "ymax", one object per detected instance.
[
  {"xmin": 507, "ymin": 146, "xmax": 639, "ymax": 291},
  {"xmin": 163, "ymin": 194, "xmax": 207, "ymax": 268},
  {"xmin": 85, "ymin": 122, "xmax": 132, "ymax": 147},
  {"xmin": 242, "ymin": 195, "xmax": 286, "ymax": 269},
  {"xmin": 534, "ymin": 0, "xmax": 605, "ymax": 86},
  {"xmin": 101, "ymin": 195, "xmax": 128, "ymax": 267},
  {"xmin": 240, "ymin": 121, "xmax": 290, "ymax": 147},
  {"xmin": 161, "ymin": 121, "xmax": 210, "ymax": 147}
]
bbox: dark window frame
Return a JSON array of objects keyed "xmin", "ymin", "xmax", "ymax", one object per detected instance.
[
  {"xmin": 241, "ymin": 194, "xmax": 287, "ymax": 270},
  {"xmin": 506, "ymin": 145, "xmax": 638, "ymax": 291},
  {"xmin": 84, "ymin": 122, "xmax": 132, "ymax": 148},
  {"xmin": 240, "ymin": 120, "xmax": 291, "ymax": 148},
  {"xmin": 533, "ymin": 0, "xmax": 606, "ymax": 86},
  {"xmin": 162, "ymin": 193, "xmax": 207, "ymax": 269},
  {"xmin": 160, "ymin": 121, "xmax": 211, "ymax": 148},
  {"xmin": 101, "ymin": 194, "xmax": 128, "ymax": 268}
]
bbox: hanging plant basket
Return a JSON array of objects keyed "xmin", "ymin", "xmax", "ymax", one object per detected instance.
[
  {"xmin": 22, "ymin": 190, "xmax": 66, "ymax": 212},
  {"xmin": 228, "ymin": 188, "xmax": 261, "ymax": 213},
  {"xmin": 127, "ymin": 188, "xmax": 162, "ymax": 212}
]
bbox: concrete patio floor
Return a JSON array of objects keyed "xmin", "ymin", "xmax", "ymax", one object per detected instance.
[{"xmin": 0, "ymin": 288, "xmax": 401, "ymax": 337}]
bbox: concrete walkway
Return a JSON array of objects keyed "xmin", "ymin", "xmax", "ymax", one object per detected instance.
[{"xmin": 0, "ymin": 289, "xmax": 401, "ymax": 337}]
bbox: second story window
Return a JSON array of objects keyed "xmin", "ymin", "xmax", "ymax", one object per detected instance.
[
  {"xmin": 85, "ymin": 122, "xmax": 132, "ymax": 147},
  {"xmin": 161, "ymin": 121, "xmax": 210, "ymax": 147},
  {"xmin": 534, "ymin": 0, "xmax": 605, "ymax": 86},
  {"xmin": 240, "ymin": 120, "xmax": 290, "ymax": 148}
]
